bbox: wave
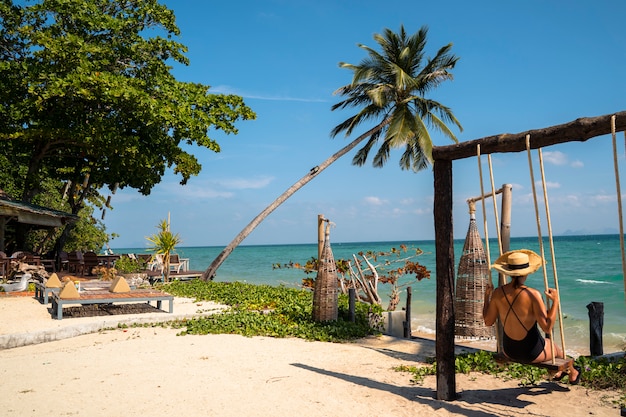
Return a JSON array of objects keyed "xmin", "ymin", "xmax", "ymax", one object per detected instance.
[{"xmin": 575, "ymin": 278, "xmax": 611, "ymax": 285}]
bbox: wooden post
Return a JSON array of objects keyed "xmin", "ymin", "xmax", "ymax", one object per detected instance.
[
  {"xmin": 587, "ymin": 302, "xmax": 604, "ymax": 356},
  {"xmin": 404, "ymin": 286, "xmax": 412, "ymax": 338},
  {"xmin": 317, "ymin": 214, "xmax": 325, "ymax": 262},
  {"xmin": 497, "ymin": 183, "xmax": 512, "ymax": 353},
  {"xmin": 0, "ymin": 217, "xmax": 5, "ymax": 252},
  {"xmin": 434, "ymin": 159, "xmax": 456, "ymax": 401},
  {"xmin": 349, "ymin": 288, "xmax": 356, "ymax": 322},
  {"xmin": 500, "ymin": 184, "xmax": 512, "ymax": 255}
]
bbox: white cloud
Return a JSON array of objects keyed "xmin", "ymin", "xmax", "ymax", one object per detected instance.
[
  {"xmin": 542, "ymin": 150, "xmax": 568, "ymax": 166},
  {"xmin": 570, "ymin": 160, "xmax": 584, "ymax": 168},
  {"xmin": 564, "ymin": 194, "xmax": 581, "ymax": 206},
  {"xmin": 591, "ymin": 193, "xmax": 615, "ymax": 204},
  {"xmin": 363, "ymin": 196, "xmax": 388, "ymax": 206},
  {"xmin": 535, "ymin": 180, "xmax": 561, "ymax": 189}
]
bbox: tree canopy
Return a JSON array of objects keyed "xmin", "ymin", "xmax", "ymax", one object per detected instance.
[
  {"xmin": 0, "ymin": 0, "xmax": 255, "ymax": 252},
  {"xmin": 332, "ymin": 25, "xmax": 462, "ymax": 171}
]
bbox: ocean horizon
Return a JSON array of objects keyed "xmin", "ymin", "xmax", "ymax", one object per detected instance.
[{"xmin": 113, "ymin": 233, "xmax": 626, "ymax": 356}]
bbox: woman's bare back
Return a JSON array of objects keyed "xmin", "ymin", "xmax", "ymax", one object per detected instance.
[{"xmin": 494, "ymin": 285, "xmax": 540, "ymax": 340}]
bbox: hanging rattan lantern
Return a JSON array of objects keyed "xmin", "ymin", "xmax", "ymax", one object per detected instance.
[
  {"xmin": 454, "ymin": 202, "xmax": 495, "ymax": 338},
  {"xmin": 313, "ymin": 224, "xmax": 338, "ymax": 322}
]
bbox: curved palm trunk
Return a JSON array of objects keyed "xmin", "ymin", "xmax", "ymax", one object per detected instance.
[{"xmin": 201, "ymin": 120, "xmax": 390, "ymax": 280}]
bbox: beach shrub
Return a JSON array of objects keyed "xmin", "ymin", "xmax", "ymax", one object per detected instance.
[
  {"xmin": 92, "ymin": 266, "xmax": 117, "ymax": 281},
  {"xmin": 394, "ymin": 351, "xmax": 548, "ymax": 386},
  {"xmin": 576, "ymin": 355, "xmax": 626, "ymax": 392},
  {"xmin": 164, "ymin": 280, "xmax": 381, "ymax": 342},
  {"xmin": 113, "ymin": 256, "xmax": 146, "ymax": 274}
]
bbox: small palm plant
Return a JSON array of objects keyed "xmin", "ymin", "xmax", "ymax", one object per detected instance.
[{"xmin": 146, "ymin": 218, "xmax": 181, "ymax": 283}]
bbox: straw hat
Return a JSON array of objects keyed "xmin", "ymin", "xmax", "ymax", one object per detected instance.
[{"xmin": 491, "ymin": 249, "xmax": 542, "ymax": 276}]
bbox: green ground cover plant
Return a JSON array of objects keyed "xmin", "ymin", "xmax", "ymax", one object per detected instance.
[{"xmin": 163, "ymin": 280, "xmax": 382, "ymax": 342}]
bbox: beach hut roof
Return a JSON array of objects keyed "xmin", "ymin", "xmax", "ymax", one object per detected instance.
[{"xmin": 0, "ymin": 195, "xmax": 78, "ymax": 228}]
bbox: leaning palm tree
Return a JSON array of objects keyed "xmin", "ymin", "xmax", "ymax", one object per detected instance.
[{"xmin": 202, "ymin": 25, "xmax": 462, "ymax": 280}]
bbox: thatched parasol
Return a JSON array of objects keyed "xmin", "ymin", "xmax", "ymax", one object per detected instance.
[
  {"xmin": 454, "ymin": 202, "xmax": 495, "ymax": 338},
  {"xmin": 313, "ymin": 224, "xmax": 338, "ymax": 322}
]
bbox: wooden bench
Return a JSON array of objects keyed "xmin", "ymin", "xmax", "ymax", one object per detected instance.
[{"xmin": 51, "ymin": 289, "xmax": 174, "ymax": 320}]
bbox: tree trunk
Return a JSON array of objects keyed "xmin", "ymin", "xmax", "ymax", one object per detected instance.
[
  {"xmin": 164, "ymin": 251, "xmax": 171, "ymax": 283},
  {"xmin": 51, "ymin": 173, "xmax": 90, "ymax": 253},
  {"xmin": 433, "ymin": 158, "xmax": 456, "ymax": 401},
  {"xmin": 201, "ymin": 120, "xmax": 391, "ymax": 280}
]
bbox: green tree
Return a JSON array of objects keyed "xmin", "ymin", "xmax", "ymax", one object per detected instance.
[
  {"xmin": 0, "ymin": 0, "xmax": 255, "ymax": 251},
  {"xmin": 23, "ymin": 178, "xmax": 108, "ymax": 255},
  {"xmin": 202, "ymin": 25, "xmax": 461, "ymax": 280}
]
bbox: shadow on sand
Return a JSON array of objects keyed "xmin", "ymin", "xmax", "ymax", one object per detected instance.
[{"xmin": 291, "ymin": 362, "xmax": 570, "ymax": 417}]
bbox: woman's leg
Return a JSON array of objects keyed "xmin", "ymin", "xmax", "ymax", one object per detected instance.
[
  {"xmin": 536, "ymin": 341, "xmax": 580, "ymax": 383},
  {"xmin": 533, "ymin": 338, "xmax": 563, "ymax": 362}
]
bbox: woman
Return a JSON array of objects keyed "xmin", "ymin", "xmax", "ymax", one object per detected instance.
[{"xmin": 482, "ymin": 249, "xmax": 580, "ymax": 384}]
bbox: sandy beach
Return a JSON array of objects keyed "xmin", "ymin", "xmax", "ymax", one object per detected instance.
[{"xmin": 0, "ymin": 295, "xmax": 623, "ymax": 417}]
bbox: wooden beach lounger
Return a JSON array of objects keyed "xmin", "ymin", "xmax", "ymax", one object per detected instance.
[{"xmin": 51, "ymin": 289, "xmax": 174, "ymax": 320}]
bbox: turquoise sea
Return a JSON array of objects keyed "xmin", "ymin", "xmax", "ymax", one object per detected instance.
[{"xmin": 114, "ymin": 234, "xmax": 626, "ymax": 356}]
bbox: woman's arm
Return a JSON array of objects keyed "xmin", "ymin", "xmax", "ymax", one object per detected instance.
[
  {"xmin": 531, "ymin": 287, "xmax": 559, "ymax": 333},
  {"xmin": 483, "ymin": 283, "xmax": 498, "ymax": 326}
]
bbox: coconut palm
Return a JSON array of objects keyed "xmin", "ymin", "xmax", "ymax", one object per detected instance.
[
  {"xmin": 202, "ymin": 25, "xmax": 461, "ymax": 280},
  {"xmin": 331, "ymin": 25, "xmax": 462, "ymax": 171}
]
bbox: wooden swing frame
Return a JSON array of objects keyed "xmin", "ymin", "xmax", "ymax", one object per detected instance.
[
  {"xmin": 475, "ymin": 142, "xmax": 574, "ymax": 374},
  {"xmin": 431, "ymin": 111, "xmax": 626, "ymax": 401}
]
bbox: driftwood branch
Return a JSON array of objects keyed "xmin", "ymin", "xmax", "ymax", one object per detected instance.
[
  {"xmin": 360, "ymin": 255, "xmax": 381, "ymax": 304},
  {"xmin": 351, "ymin": 254, "xmax": 378, "ymax": 304},
  {"xmin": 432, "ymin": 111, "xmax": 626, "ymax": 161},
  {"xmin": 346, "ymin": 263, "xmax": 363, "ymax": 302}
]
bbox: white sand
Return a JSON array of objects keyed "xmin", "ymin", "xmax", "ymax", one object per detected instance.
[{"xmin": 0, "ymin": 296, "xmax": 622, "ymax": 416}]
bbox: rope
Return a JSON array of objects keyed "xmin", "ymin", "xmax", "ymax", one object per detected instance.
[
  {"xmin": 525, "ymin": 135, "xmax": 556, "ymax": 364},
  {"xmin": 488, "ymin": 155, "xmax": 503, "ymax": 255},
  {"xmin": 538, "ymin": 147, "xmax": 567, "ymax": 353},
  {"xmin": 477, "ymin": 145, "xmax": 502, "ymax": 351},
  {"xmin": 476, "ymin": 145, "xmax": 491, "ymax": 267},
  {"xmin": 611, "ymin": 115, "xmax": 626, "ymax": 301}
]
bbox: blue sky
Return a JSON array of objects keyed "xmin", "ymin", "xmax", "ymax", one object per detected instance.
[{"xmin": 105, "ymin": 0, "xmax": 626, "ymax": 248}]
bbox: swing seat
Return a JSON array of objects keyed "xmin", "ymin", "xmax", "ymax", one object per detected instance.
[{"xmin": 494, "ymin": 353, "xmax": 574, "ymax": 372}]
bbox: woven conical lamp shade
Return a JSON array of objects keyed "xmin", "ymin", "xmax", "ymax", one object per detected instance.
[{"xmin": 454, "ymin": 207, "xmax": 495, "ymax": 338}]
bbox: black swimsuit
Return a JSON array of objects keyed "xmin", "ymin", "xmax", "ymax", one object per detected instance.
[{"xmin": 501, "ymin": 288, "xmax": 545, "ymax": 362}]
